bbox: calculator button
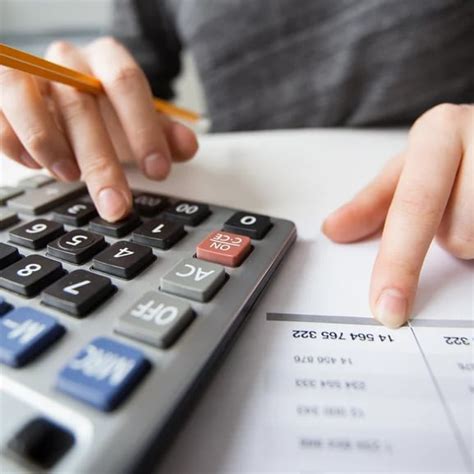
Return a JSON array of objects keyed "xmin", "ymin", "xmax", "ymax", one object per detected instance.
[
  {"xmin": 163, "ymin": 201, "xmax": 210, "ymax": 226},
  {"xmin": 0, "ymin": 296, "xmax": 12, "ymax": 316},
  {"xmin": 161, "ymin": 258, "xmax": 226, "ymax": 302},
  {"xmin": 115, "ymin": 291, "xmax": 194, "ymax": 348},
  {"xmin": 42, "ymin": 270, "xmax": 115, "ymax": 317},
  {"xmin": 53, "ymin": 201, "xmax": 97, "ymax": 226},
  {"xmin": 0, "ymin": 255, "xmax": 64, "ymax": 297},
  {"xmin": 89, "ymin": 212, "xmax": 141, "ymax": 237},
  {"xmin": 133, "ymin": 193, "xmax": 168, "ymax": 217},
  {"xmin": 7, "ymin": 181, "xmax": 85, "ymax": 215},
  {"xmin": 196, "ymin": 231, "xmax": 251, "ymax": 267},
  {"xmin": 0, "ymin": 207, "xmax": 19, "ymax": 230},
  {"xmin": 93, "ymin": 241, "xmax": 154, "ymax": 279},
  {"xmin": 0, "ymin": 243, "xmax": 21, "ymax": 270},
  {"xmin": 18, "ymin": 174, "xmax": 55, "ymax": 189},
  {"xmin": 223, "ymin": 211, "xmax": 272, "ymax": 239},
  {"xmin": 7, "ymin": 418, "xmax": 74, "ymax": 469},
  {"xmin": 56, "ymin": 337, "xmax": 150, "ymax": 411},
  {"xmin": 0, "ymin": 186, "xmax": 24, "ymax": 205},
  {"xmin": 0, "ymin": 307, "xmax": 65, "ymax": 367},
  {"xmin": 47, "ymin": 230, "xmax": 106, "ymax": 264},
  {"xmin": 132, "ymin": 218, "xmax": 185, "ymax": 249},
  {"xmin": 9, "ymin": 219, "xmax": 65, "ymax": 249}
]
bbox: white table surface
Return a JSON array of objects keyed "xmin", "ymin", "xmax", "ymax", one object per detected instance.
[{"xmin": 1, "ymin": 129, "xmax": 473, "ymax": 473}]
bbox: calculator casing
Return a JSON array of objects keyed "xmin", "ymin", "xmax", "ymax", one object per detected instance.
[{"xmin": 0, "ymin": 189, "xmax": 296, "ymax": 473}]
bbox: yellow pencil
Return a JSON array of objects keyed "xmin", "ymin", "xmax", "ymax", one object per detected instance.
[{"xmin": 0, "ymin": 43, "xmax": 201, "ymax": 123}]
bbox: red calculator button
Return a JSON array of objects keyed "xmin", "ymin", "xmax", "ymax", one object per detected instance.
[{"xmin": 196, "ymin": 231, "xmax": 251, "ymax": 267}]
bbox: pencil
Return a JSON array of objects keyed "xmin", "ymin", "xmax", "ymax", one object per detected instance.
[{"xmin": 0, "ymin": 43, "xmax": 201, "ymax": 123}]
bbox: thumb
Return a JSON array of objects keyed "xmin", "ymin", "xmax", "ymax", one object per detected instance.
[{"xmin": 322, "ymin": 154, "xmax": 403, "ymax": 243}]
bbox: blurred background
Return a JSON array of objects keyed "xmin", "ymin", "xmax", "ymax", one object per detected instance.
[{"xmin": 0, "ymin": 0, "xmax": 206, "ymax": 113}]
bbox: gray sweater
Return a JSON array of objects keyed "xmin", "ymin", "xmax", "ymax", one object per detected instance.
[{"xmin": 112, "ymin": 0, "xmax": 474, "ymax": 132}]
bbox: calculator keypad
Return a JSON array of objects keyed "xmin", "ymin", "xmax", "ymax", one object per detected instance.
[
  {"xmin": 47, "ymin": 230, "xmax": 107, "ymax": 264},
  {"xmin": 0, "ymin": 177, "xmax": 295, "ymax": 456},
  {"xmin": 42, "ymin": 270, "xmax": 115, "ymax": 317},
  {"xmin": 9, "ymin": 219, "xmax": 65, "ymax": 250},
  {"xmin": 0, "ymin": 255, "xmax": 64, "ymax": 297}
]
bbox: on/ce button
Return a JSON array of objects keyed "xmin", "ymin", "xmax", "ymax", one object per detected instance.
[
  {"xmin": 223, "ymin": 211, "xmax": 272, "ymax": 239},
  {"xmin": 196, "ymin": 230, "xmax": 251, "ymax": 267}
]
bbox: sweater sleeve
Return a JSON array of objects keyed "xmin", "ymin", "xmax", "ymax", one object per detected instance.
[{"xmin": 110, "ymin": 0, "xmax": 182, "ymax": 100}]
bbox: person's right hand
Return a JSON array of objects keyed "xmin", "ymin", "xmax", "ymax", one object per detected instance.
[{"xmin": 0, "ymin": 37, "xmax": 198, "ymax": 221}]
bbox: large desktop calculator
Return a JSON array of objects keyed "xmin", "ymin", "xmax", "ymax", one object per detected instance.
[{"xmin": 0, "ymin": 175, "xmax": 296, "ymax": 473}]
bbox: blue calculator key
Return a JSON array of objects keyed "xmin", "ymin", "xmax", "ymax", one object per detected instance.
[
  {"xmin": 56, "ymin": 337, "xmax": 150, "ymax": 411},
  {"xmin": 0, "ymin": 307, "xmax": 65, "ymax": 367},
  {"xmin": 0, "ymin": 296, "xmax": 12, "ymax": 316}
]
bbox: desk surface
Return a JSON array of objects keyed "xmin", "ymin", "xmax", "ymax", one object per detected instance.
[{"xmin": 1, "ymin": 129, "xmax": 473, "ymax": 473}]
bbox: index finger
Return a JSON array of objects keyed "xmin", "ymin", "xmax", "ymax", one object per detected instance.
[{"xmin": 370, "ymin": 104, "xmax": 466, "ymax": 328}]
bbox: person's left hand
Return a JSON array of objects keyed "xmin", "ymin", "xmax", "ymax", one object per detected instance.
[{"xmin": 322, "ymin": 103, "xmax": 473, "ymax": 328}]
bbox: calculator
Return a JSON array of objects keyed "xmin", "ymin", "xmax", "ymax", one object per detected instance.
[{"xmin": 0, "ymin": 175, "xmax": 296, "ymax": 473}]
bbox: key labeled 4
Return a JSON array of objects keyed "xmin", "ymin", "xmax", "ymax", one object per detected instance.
[{"xmin": 197, "ymin": 231, "xmax": 251, "ymax": 267}]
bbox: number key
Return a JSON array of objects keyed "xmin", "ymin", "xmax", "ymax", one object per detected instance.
[
  {"xmin": 9, "ymin": 219, "xmax": 65, "ymax": 249},
  {"xmin": 93, "ymin": 241, "xmax": 155, "ymax": 279},
  {"xmin": 0, "ymin": 243, "xmax": 21, "ymax": 270},
  {"xmin": 48, "ymin": 230, "xmax": 107, "ymax": 264},
  {"xmin": 163, "ymin": 201, "xmax": 210, "ymax": 226},
  {"xmin": 133, "ymin": 193, "xmax": 168, "ymax": 217},
  {"xmin": 132, "ymin": 218, "xmax": 185, "ymax": 249},
  {"xmin": 89, "ymin": 213, "xmax": 141, "ymax": 238},
  {"xmin": 42, "ymin": 270, "xmax": 115, "ymax": 317},
  {"xmin": 0, "ymin": 255, "xmax": 64, "ymax": 297},
  {"xmin": 53, "ymin": 201, "xmax": 97, "ymax": 226},
  {"xmin": 224, "ymin": 211, "xmax": 272, "ymax": 239}
]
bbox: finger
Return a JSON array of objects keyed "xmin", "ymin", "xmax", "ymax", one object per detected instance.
[
  {"xmin": 370, "ymin": 104, "xmax": 466, "ymax": 328},
  {"xmin": 322, "ymin": 154, "xmax": 403, "ymax": 242},
  {"xmin": 46, "ymin": 41, "xmax": 132, "ymax": 221},
  {"xmin": 0, "ymin": 65, "xmax": 79, "ymax": 180},
  {"xmin": 0, "ymin": 111, "xmax": 42, "ymax": 169},
  {"xmin": 437, "ymin": 109, "xmax": 474, "ymax": 259},
  {"xmin": 85, "ymin": 37, "xmax": 172, "ymax": 179},
  {"xmin": 156, "ymin": 115, "xmax": 199, "ymax": 162}
]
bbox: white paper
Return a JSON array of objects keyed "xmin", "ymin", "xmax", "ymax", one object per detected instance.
[{"xmin": 159, "ymin": 238, "xmax": 473, "ymax": 474}]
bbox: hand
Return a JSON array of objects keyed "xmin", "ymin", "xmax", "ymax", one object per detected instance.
[
  {"xmin": 322, "ymin": 104, "xmax": 473, "ymax": 328},
  {"xmin": 0, "ymin": 37, "xmax": 198, "ymax": 221}
]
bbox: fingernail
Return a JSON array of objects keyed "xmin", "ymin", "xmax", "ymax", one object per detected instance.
[
  {"xmin": 51, "ymin": 159, "xmax": 79, "ymax": 181},
  {"xmin": 143, "ymin": 153, "xmax": 170, "ymax": 180},
  {"xmin": 375, "ymin": 288, "xmax": 407, "ymax": 328},
  {"xmin": 97, "ymin": 187, "xmax": 129, "ymax": 221}
]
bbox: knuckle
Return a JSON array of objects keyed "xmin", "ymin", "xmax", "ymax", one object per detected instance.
[
  {"xmin": 91, "ymin": 36, "xmax": 122, "ymax": 51},
  {"xmin": 105, "ymin": 66, "xmax": 145, "ymax": 92},
  {"xmin": 80, "ymin": 154, "xmax": 117, "ymax": 182},
  {"xmin": 46, "ymin": 40, "xmax": 74, "ymax": 59},
  {"xmin": 413, "ymin": 103, "xmax": 463, "ymax": 134},
  {"xmin": 60, "ymin": 93, "xmax": 94, "ymax": 122},
  {"xmin": 437, "ymin": 231, "xmax": 474, "ymax": 260},
  {"xmin": 394, "ymin": 185, "xmax": 439, "ymax": 222},
  {"xmin": 25, "ymin": 128, "xmax": 49, "ymax": 155}
]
